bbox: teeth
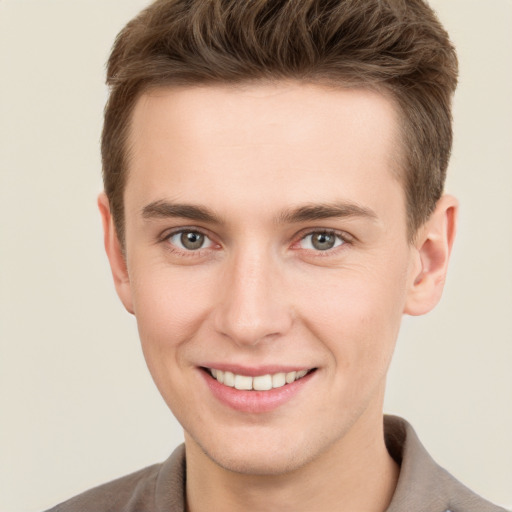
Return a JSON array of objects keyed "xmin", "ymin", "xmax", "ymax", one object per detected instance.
[
  {"xmin": 272, "ymin": 372, "xmax": 286, "ymax": 388},
  {"xmin": 285, "ymin": 371, "xmax": 297, "ymax": 384},
  {"xmin": 234, "ymin": 374, "xmax": 253, "ymax": 390},
  {"xmin": 253, "ymin": 374, "xmax": 272, "ymax": 391},
  {"xmin": 209, "ymin": 368, "xmax": 311, "ymax": 390},
  {"xmin": 223, "ymin": 371, "xmax": 234, "ymax": 387}
]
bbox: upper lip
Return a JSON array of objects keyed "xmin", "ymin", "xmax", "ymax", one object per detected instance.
[{"xmin": 200, "ymin": 364, "xmax": 315, "ymax": 377}]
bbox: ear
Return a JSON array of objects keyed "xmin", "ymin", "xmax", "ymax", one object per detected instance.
[
  {"xmin": 98, "ymin": 193, "xmax": 134, "ymax": 314},
  {"xmin": 404, "ymin": 195, "xmax": 458, "ymax": 316}
]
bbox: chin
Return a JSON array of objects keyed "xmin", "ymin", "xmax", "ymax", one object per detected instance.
[
  {"xmin": 188, "ymin": 423, "xmax": 330, "ymax": 477},
  {"xmin": 204, "ymin": 442, "xmax": 312, "ymax": 476}
]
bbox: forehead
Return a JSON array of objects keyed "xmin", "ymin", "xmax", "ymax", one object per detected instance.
[
  {"xmin": 129, "ymin": 82, "xmax": 399, "ymax": 156},
  {"xmin": 125, "ymin": 83, "xmax": 404, "ymax": 224}
]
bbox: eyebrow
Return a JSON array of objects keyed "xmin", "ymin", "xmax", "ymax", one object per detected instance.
[
  {"xmin": 141, "ymin": 200, "xmax": 377, "ymax": 225},
  {"xmin": 277, "ymin": 203, "xmax": 378, "ymax": 224},
  {"xmin": 142, "ymin": 200, "xmax": 222, "ymax": 224}
]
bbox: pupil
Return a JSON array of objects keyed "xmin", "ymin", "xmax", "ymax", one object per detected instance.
[
  {"xmin": 312, "ymin": 233, "xmax": 335, "ymax": 250},
  {"xmin": 181, "ymin": 231, "xmax": 204, "ymax": 250}
]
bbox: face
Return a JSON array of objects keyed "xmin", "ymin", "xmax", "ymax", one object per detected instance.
[{"xmin": 106, "ymin": 83, "xmax": 425, "ymax": 475}]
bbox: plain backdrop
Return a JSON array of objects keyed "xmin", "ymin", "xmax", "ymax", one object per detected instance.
[{"xmin": 1, "ymin": 1, "xmax": 511, "ymax": 511}]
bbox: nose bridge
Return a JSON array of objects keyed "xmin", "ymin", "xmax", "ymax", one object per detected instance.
[{"xmin": 214, "ymin": 242, "xmax": 292, "ymax": 346}]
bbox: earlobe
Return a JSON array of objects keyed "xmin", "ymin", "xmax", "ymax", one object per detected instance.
[
  {"xmin": 404, "ymin": 195, "xmax": 458, "ymax": 316},
  {"xmin": 97, "ymin": 193, "xmax": 135, "ymax": 315}
]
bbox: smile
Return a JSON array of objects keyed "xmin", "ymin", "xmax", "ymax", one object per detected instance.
[
  {"xmin": 201, "ymin": 366, "xmax": 317, "ymax": 412},
  {"xmin": 207, "ymin": 368, "xmax": 312, "ymax": 390}
]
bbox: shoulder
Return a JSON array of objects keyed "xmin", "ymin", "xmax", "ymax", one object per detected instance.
[
  {"xmin": 44, "ymin": 463, "xmax": 162, "ymax": 512},
  {"xmin": 384, "ymin": 416, "xmax": 508, "ymax": 512},
  {"xmin": 45, "ymin": 445, "xmax": 186, "ymax": 512}
]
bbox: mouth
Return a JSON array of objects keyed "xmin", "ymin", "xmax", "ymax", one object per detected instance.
[
  {"xmin": 200, "ymin": 365, "xmax": 317, "ymax": 413},
  {"xmin": 202, "ymin": 367, "xmax": 316, "ymax": 391}
]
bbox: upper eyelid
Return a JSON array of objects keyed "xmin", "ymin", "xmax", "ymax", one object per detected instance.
[
  {"xmin": 159, "ymin": 225, "xmax": 213, "ymax": 242},
  {"xmin": 295, "ymin": 227, "xmax": 354, "ymax": 243}
]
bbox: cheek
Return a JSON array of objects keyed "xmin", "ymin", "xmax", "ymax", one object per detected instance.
[
  {"xmin": 295, "ymin": 263, "xmax": 407, "ymax": 369},
  {"xmin": 128, "ymin": 263, "xmax": 218, "ymax": 411},
  {"xmin": 129, "ymin": 262, "xmax": 215, "ymax": 352}
]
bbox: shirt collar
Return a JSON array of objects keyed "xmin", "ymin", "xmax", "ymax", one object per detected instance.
[{"xmin": 154, "ymin": 415, "xmax": 504, "ymax": 512}]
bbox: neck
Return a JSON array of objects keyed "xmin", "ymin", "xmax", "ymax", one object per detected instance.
[{"xmin": 185, "ymin": 408, "xmax": 399, "ymax": 512}]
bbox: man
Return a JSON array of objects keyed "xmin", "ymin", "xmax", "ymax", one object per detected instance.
[{"xmin": 47, "ymin": 0, "xmax": 506, "ymax": 511}]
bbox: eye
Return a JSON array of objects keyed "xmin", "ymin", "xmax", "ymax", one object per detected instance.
[
  {"xmin": 168, "ymin": 230, "xmax": 214, "ymax": 251},
  {"xmin": 299, "ymin": 231, "xmax": 345, "ymax": 251}
]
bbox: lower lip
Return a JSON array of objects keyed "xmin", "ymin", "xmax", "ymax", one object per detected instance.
[{"xmin": 200, "ymin": 369, "xmax": 315, "ymax": 413}]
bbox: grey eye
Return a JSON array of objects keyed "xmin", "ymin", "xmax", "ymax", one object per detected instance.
[
  {"xmin": 300, "ymin": 232, "xmax": 344, "ymax": 251},
  {"xmin": 169, "ymin": 230, "xmax": 212, "ymax": 250}
]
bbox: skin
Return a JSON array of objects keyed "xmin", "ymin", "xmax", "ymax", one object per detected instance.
[{"xmin": 99, "ymin": 83, "xmax": 457, "ymax": 512}]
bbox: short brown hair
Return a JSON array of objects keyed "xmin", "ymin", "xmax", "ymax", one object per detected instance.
[{"xmin": 102, "ymin": 0, "xmax": 458, "ymax": 245}]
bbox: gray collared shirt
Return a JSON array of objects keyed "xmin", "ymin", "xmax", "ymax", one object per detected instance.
[{"xmin": 47, "ymin": 416, "xmax": 507, "ymax": 512}]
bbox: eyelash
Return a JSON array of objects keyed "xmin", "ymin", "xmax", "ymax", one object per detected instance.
[
  {"xmin": 293, "ymin": 229, "xmax": 351, "ymax": 255},
  {"xmin": 159, "ymin": 227, "xmax": 352, "ymax": 257}
]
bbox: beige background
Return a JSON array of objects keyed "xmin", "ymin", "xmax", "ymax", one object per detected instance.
[{"xmin": 1, "ymin": 1, "xmax": 511, "ymax": 511}]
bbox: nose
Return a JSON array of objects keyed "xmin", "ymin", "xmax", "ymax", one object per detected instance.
[{"xmin": 213, "ymin": 247, "xmax": 293, "ymax": 347}]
